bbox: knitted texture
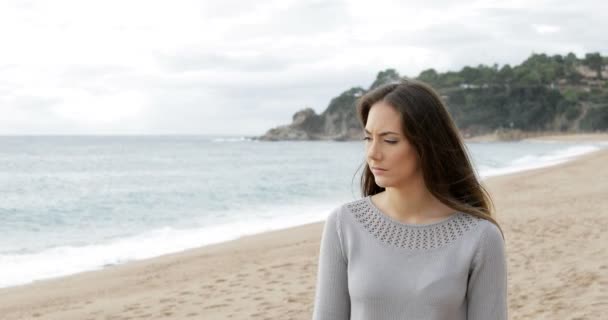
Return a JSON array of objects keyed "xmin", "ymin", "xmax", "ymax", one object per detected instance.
[
  {"xmin": 312, "ymin": 196, "xmax": 508, "ymax": 320},
  {"xmin": 349, "ymin": 197, "xmax": 480, "ymax": 250}
]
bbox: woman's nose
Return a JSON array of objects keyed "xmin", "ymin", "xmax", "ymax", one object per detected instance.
[{"xmin": 366, "ymin": 140, "xmax": 382, "ymax": 161}]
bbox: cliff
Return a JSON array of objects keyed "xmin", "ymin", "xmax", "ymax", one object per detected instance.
[
  {"xmin": 257, "ymin": 70, "xmax": 400, "ymax": 141},
  {"xmin": 258, "ymin": 53, "xmax": 608, "ymax": 141}
]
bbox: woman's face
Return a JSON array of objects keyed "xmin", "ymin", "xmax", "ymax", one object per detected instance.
[{"xmin": 364, "ymin": 101, "xmax": 421, "ymax": 188}]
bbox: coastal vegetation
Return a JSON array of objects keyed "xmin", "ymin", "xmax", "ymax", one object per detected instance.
[{"xmin": 260, "ymin": 52, "xmax": 608, "ymax": 140}]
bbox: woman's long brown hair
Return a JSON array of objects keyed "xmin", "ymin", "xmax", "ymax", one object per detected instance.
[{"xmin": 356, "ymin": 79, "xmax": 503, "ymax": 237}]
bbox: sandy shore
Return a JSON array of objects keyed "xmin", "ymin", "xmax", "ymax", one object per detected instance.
[
  {"xmin": 1, "ymin": 141, "xmax": 607, "ymax": 319},
  {"xmin": 522, "ymin": 132, "xmax": 608, "ymax": 142},
  {"xmin": 465, "ymin": 131, "xmax": 608, "ymax": 143}
]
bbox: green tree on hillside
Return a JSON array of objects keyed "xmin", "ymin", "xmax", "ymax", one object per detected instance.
[
  {"xmin": 369, "ymin": 69, "xmax": 401, "ymax": 90},
  {"xmin": 497, "ymin": 64, "xmax": 513, "ymax": 83},
  {"xmin": 418, "ymin": 69, "xmax": 439, "ymax": 86},
  {"xmin": 584, "ymin": 52, "xmax": 604, "ymax": 79}
]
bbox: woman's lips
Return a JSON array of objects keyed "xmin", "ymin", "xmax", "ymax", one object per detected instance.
[{"xmin": 371, "ymin": 167, "xmax": 387, "ymax": 174}]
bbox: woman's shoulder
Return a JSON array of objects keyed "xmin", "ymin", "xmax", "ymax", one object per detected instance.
[
  {"xmin": 469, "ymin": 218, "xmax": 506, "ymax": 261},
  {"xmin": 323, "ymin": 197, "xmax": 371, "ymax": 232},
  {"xmin": 474, "ymin": 218, "xmax": 504, "ymax": 242},
  {"xmin": 328, "ymin": 197, "xmax": 369, "ymax": 217}
]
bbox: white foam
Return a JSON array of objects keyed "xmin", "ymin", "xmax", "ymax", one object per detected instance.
[
  {"xmin": 0, "ymin": 200, "xmax": 339, "ymax": 289},
  {"xmin": 479, "ymin": 144, "xmax": 601, "ymax": 178},
  {"xmin": 210, "ymin": 137, "xmax": 255, "ymax": 142}
]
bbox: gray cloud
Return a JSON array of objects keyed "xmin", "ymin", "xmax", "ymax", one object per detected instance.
[
  {"xmin": 159, "ymin": 51, "xmax": 296, "ymax": 73},
  {"xmin": 0, "ymin": 0, "xmax": 606, "ymax": 135}
]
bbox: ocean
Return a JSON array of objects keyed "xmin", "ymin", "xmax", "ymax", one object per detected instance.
[{"xmin": 0, "ymin": 135, "xmax": 605, "ymax": 288}]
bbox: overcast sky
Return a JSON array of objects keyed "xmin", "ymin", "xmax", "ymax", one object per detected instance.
[{"xmin": 1, "ymin": 0, "xmax": 606, "ymax": 136}]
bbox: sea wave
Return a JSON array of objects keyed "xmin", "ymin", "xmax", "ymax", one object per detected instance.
[
  {"xmin": 478, "ymin": 144, "xmax": 602, "ymax": 178},
  {"xmin": 0, "ymin": 201, "xmax": 336, "ymax": 288}
]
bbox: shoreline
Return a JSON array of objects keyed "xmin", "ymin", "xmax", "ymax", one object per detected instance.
[
  {"xmin": 1, "ymin": 137, "xmax": 605, "ymax": 290},
  {"xmin": 464, "ymin": 131, "xmax": 608, "ymax": 143},
  {"xmin": 1, "ymin": 136, "xmax": 607, "ymax": 319}
]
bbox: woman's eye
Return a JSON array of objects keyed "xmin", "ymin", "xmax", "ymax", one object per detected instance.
[{"xmin": 362, "ymin": 137, "xmax": 397, "ymax": 144}]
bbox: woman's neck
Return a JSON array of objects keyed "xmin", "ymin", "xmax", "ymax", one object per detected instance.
[{"xmin": 374, "ymin": 180, "xmax": 455, "ymax": 224}]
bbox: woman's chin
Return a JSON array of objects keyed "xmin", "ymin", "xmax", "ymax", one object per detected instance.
[{"xmin": 374, "ymin": 178, "xmax": 388, "ymax": 188}]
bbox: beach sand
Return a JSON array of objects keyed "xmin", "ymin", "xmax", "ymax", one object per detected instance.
[
  {"xmin": 523, "ymin": 132, "xmax": 608, "ymax": 142},
  {"xmin": 1, "ymin": 142, "xmax": 607, "ymax": 319},
  {"xmin": 465, "ymin": 131, "xmax": 608, "ymax": 143}
]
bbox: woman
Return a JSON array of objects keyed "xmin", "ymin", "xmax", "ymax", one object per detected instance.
[{"xmin": 312, "ymin": 79, "xmax": 507, "ymax": 320}]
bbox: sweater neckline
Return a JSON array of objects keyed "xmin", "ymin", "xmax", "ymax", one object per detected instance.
[
  {"xmin": 365, "ymin": 195, "xmax": 463, "ymax": 229},
  {"xmin": 348, "ymin": 197, "xmax": 481, "ymax": 250}
]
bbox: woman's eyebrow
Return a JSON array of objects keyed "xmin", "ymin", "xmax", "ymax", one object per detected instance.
[{"xmin": 364, "ymin": 129, "xmax": 401, "ymax": 136}]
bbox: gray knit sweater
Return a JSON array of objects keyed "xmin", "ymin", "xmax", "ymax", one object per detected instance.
[{"xmin": 312, "ymin": 196, "xmax": 508, "ymax": 320}]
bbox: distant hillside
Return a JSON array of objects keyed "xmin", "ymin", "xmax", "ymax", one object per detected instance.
[{"xmin": 258, "ymin": 52, "xmax": 608, "ymax": 141}]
